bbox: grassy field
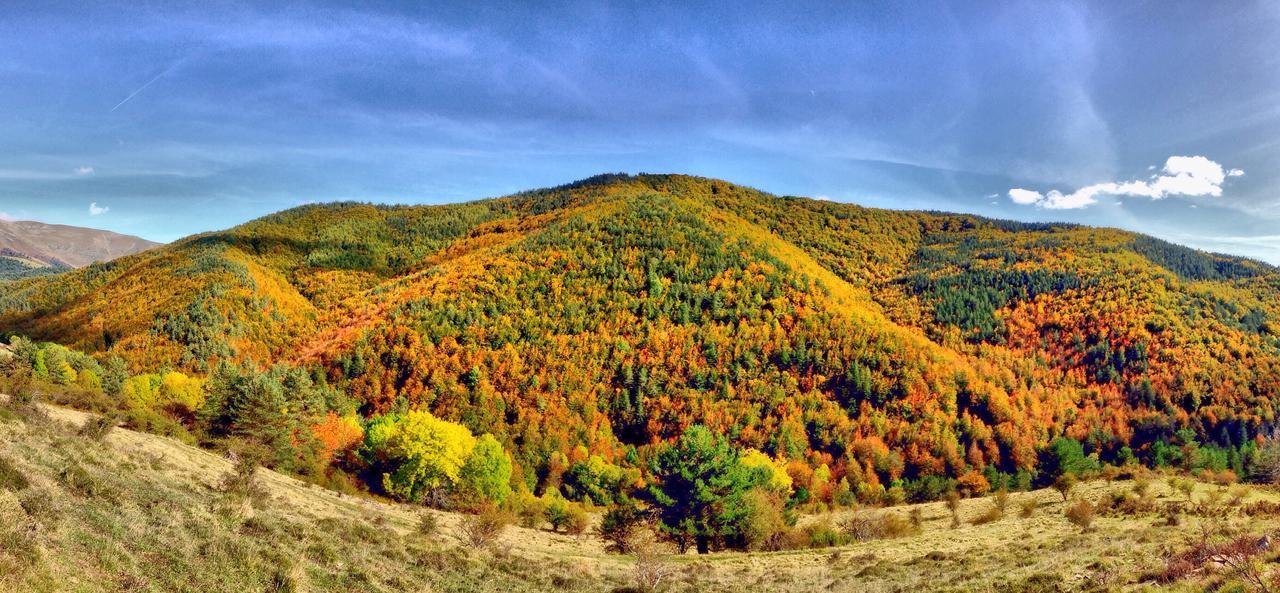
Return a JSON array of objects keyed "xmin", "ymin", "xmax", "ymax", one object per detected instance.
[{"xmin": 2, "ymin": 398, "xmax": 1279, "ymax": 592}]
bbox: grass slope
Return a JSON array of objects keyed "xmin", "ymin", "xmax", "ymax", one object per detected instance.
[{"xmin": 3, "ymin": 397, "xmax": 1279, "ymax": 593}]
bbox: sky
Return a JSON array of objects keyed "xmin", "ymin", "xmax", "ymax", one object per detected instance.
[{"xmin": 1, "ymin": 1, "xmax": 1278, "ymax": 263}]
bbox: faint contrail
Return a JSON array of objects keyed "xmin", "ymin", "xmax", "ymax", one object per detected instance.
[{"xmin": 109, "ymin": 61, "xmax": 182, "ymax": 112}]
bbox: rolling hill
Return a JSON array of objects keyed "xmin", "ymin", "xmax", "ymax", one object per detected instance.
[
  {"xmin": 0, "ymin": 219, "xmax": 158, "ymax": 280},
  {"xmin": 1, "ymin": 174, "xmax": 1278, "ymax": 497}
]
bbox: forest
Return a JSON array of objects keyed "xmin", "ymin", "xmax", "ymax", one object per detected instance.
[{"xmin": 2, "ymin": 173, "xmax": 1279, "ymax": 553}]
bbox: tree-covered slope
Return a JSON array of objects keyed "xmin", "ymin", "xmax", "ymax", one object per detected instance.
[{"xmin": 2, "ymin": 174, "xmax": 1278, "ymax": 498}]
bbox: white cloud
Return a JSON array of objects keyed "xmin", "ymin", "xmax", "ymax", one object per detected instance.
[
  {"xmin": 0, "ymin": 211, "xmax": 13, "ymax": 221},
  {"xmin": 1007, "ymin": 188, "xmax": 1043, "ymax": 205},
  {"xmin": 1009, "ymin": 156, "xmax": 1242, "ymax": 210},
  {"xmin": 74, "ymin": 166, "xmax": 95, "ymax": 175},
  {"xmin": 88, "ymin": 202, "xmax": 109, "ymax": 216}
]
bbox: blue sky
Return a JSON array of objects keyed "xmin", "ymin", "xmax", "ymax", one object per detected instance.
[{"xmin": 2, "ymin": 1, "xmax": 1278, "ymax": 263}]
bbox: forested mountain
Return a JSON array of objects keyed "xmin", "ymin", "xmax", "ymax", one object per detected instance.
[
  {"xmin": 2, "ymin": 174, "xmax": 1278, "ymax": 501},
  {"xmin": 0, "ymin": 219, "xmax": 158, "ymax": 280}
]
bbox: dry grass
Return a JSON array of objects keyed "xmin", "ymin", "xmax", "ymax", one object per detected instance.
[{"xmin": 5, "ymin": 400, "xmax": 1280, "ymax": 592}]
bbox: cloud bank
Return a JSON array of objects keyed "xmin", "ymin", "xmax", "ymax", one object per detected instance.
[{"xmin": 1008, "ymin": 156, "xmax": 1243, "ymax": 210}]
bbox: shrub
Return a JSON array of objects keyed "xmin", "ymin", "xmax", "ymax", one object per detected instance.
[
  {"xmin": 631, "ymin": 533, "xmax": 675, "ymax": 593},
  {"xmin": 741, "ymin": 489, "xmax": 790, "ymax": 551},
  {"xmin": 0, "ymin": 455, "xmax": 29, "ymax": 492},
  {"xmin": 416, "ymin": 512, "xmax": 440, "ymax": 538},
  {"xmin": 1052, "ymin": 474, "xmax": 1077, "ymax": 502},
  {"xmin": 1019, "ymin": 499, "xmax": 1037, "ymax": 518},
  {"xmin": 800, "ymin": 519, "xmax": 846, "ymax": 548},
  {"xmin": 564, "ymin": 503, "xmax": 589, "ymax": 536},
  {"xmin": 1226, "ymin": 485, "xmax": 1250, "ymax": 506},
  {"xmin": 1241, "ymin": 501, "xmax": 1280, "ymax": 517},
  {"xmin": 510, "ymin": 492, "xmax": 546, "ymax": 529},
  {"xmin": 1168, "ymin": 477, "xmax": 1195, "ymax": 501},
  {"xmin": 57, "ymin": 464, "xmax": 114, "ymax": 500},
  {"xmin": 545, "ymin": 494, "xmax": 572, "ymax": 532},
  {"xmin": 599, "ymin": 504, "xmax": 645, "ymax": 553},
  {"xmin": 1065, "ymin": 499, "xmax": 1095, "ymax": 532},
  {"xmin": 457, "ymin": 505, "xmax": 511, "ymax": 550},
  {"xmin": 77, "ymin": 412, "xmax": 119, "ymax": 442},
  {"xmin": 1211, "ymin": 469, "xmax": 1238, "ymax": 486},
  {"xmin": 219, "ymin": 446, "xmax": 269, "ymax": 507},
  {"xmin": 945, "ymin": 491, "xmax": 962, "ymax": 528},
  {"xmin": 970, "ymin": 503, "xmax": 1003, "ymax": 526},
  {"xmin": 1132, "ymin": 477, "xmax": 1152, "ymax": 498},
  {"xmin": 842, "ymin": 509, "xmax": 918, "ymax": 542}
]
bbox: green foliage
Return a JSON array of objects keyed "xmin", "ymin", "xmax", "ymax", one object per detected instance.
[
  {"xmin": 598, "ymin": 502, "xmax": 645, "ymax": 553},
  {"xmin": 200, "ymin": 362, "xmax": 328, "ymax": 472},
  {"xmin": 646, "ymin": 425, "xmax": 761, "ymax": 553},
  {"xmin": 563, "ymin": 453, "xmax": 634, "ymax": 505},
  {"xmin": 459, "ymin": 434, "xmax": 513, "ymax": 504},
  {"xmin": 362, "ymin": 409, "xmax": 477, "ymax": 503},
  {"xmin": 1037, "ymin": 438, "xmax": 1098, "ymax": 485},
  {"xmin": 1128, "ymin": 235, "xmax": 1265, "ymax": 282}
]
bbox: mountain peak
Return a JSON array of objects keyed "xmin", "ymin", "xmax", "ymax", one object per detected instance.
[{"xmin": 0, "ymin": 218, "xmax": 159, "ymax": 270}]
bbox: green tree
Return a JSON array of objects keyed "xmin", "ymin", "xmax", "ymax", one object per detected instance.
[
  {"xmin": 459, "ymin": 433, "xmax": 513, "ymax": 503},
  {"xmin": 647, "ymin": 425, "xmax": 759, "ymax": 553},
  {"xmin": 1037, "ymin": 437, "xmax": 1097, "ymax": 486},
  {"xmin": 363, "ymin": 409, "xmax": 476, "ymax": 503}
]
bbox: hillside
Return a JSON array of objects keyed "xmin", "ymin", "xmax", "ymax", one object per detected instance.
[
  {"xmin": 1, "ymin": 174, "xmax": 1278, "ymax": 504},
  {"xmin": 0, "ymin": 219, "xmax": 158, "ymax": 280},
  {"xmin": 3, "ymin": 398, "xmax": 1280, "ymax": 592}
]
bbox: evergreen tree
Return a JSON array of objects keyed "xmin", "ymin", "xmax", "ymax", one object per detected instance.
[{"xmin": 647, "ymin": 425, "xmax": 759, "ymax": 553}]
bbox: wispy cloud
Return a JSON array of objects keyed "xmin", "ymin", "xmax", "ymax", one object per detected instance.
[
  {"xmin": 1008, "ymin": 156, "xmax": 1243, "ymax": 210},
  {"xmin": 74, "ymin": 166, "xmax": 95, "ymax": 175},
  {"xmin": 88, "ymin": 202, "xmax": 109, "ymax": 216}
]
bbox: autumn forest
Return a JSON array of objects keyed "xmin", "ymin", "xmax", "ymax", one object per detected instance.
[{"xmin": 2, "ymin": 173, "xmax": 1279, "ymax": 552}]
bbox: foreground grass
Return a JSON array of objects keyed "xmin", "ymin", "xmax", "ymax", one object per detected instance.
[{"xmin": 2, "ymin": 401, "xmax": 1279, "ymax": 592}]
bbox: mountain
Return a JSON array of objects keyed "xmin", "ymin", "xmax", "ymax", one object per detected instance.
[
  {"xmin": 0, "ymin": 219, "xmax": 159, "ymax": 280},
  {"xmin": 1, "ymin": 174, "xmax": 1278, "ymax": 493}
]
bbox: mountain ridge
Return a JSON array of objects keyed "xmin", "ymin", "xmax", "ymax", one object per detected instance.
[{"xmin": 0, "ymin": 218, "xmax": 159, "ymax": 280}]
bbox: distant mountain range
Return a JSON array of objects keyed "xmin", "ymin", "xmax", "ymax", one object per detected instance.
[
  {"xmin": 1, "ymin": 174, "xmax": 1277, "ymax": 490},
  {"xmin": 0, "ymin": 219, "xmax": 158, "ymax": 279}
]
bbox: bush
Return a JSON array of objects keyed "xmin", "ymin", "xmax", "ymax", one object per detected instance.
[
  {"xmin": 77, "ymin": 412, "xmax": 119, "ymax": 442},
  {"xmin": 741, "ymin": 489, "xmax": 790, "ymax": 551},
  {"xmin": 842, "ymin": 509, "xmax": 919, "ymax": 542},
  {"xmin": 457, "ymin": 505, "xmax": 511, "ymax": 550},
  {"xmin": 564, "ymin": 503, "xmax": 589, "ymax": 536},
  {"xmin": 510, "ymin": 492, "xmax": 546, "ymax": 529},
  {"xmin": 1064, "ymin": 500, "xmax": 1095, "ymax": 532},
  {"xmin": 219, "ymin": 446, "xmax": 269, "ymax": 507},
  {"xmin": 1019, "ymin": 499, "xmax": 1037, "ymax": 518},
  {"xmin": 599, "ymin": 504, "xmax": 645, "ymax": 553},
  {"xmin": 972, "ymin": 489, "xmax": 1008, "ymax": 525},
  {"xmin": 631, "ymin": 533, "xmax": 675, "ymax": 593},
  {"xmin": 57, "ymin": 464, "xmax": 114, "ymax": 500},
  {"xmin": 416, "ymin": 512, "xmax": 440, "ymax": 538},
  {"xmin": 1053, "ymin": 474, "xmax": 1077, "ymax": 501},
  {"xmin": 0, "ymin": 455, "xmax": 29, "ymax": 492},
  {"xmin": 945, "ymin": 491, "xmax": 961, "ymax": 528}
]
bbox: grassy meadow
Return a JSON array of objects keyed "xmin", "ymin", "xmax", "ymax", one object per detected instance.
[{"xmin": 3, "ymin": 396, "xmax": 1280, "ymax": 593}]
